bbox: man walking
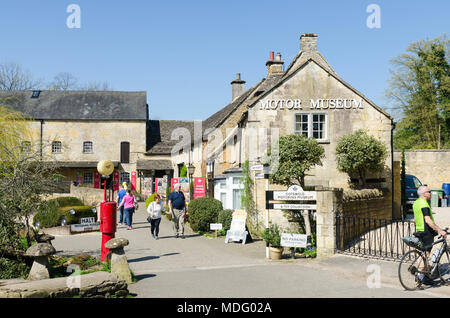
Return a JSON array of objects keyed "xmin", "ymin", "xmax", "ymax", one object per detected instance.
[
  {"xmin": 413, "ymin": 185, "xmax": 447, "ymax": 285},
  {"xmin": 168, "ymin": 183, "xmax": 186, "ymax": 238},
  {"xmin": 117, "ymin": 184, "xmax": 127, "ymax": 225}
]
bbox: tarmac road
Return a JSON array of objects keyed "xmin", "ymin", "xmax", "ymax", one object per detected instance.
[{"xmin": 50, "ymin": 205, "xmax": 450, "ymax": 298}]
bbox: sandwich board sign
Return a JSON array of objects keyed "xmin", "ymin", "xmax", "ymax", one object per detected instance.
[{"xmin": 224, "ymin": 211, "xmax": 248, "ymax": 245}]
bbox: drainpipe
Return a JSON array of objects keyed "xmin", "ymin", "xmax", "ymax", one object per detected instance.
[
  {"xmin": 391, "ymin": 120, "xmax": 396, "ymax": 219},
  {"xmin": 40, "ymin": 120, "xmax": 44, "ymax": 160}
]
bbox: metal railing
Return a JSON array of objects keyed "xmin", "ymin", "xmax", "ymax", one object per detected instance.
[{"xmin": 336, "ymin": 216, "xmax": 416, "ymax": 261}]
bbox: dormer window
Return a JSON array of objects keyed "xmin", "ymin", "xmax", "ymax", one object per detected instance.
[{"xmin": 31, "ymin": 90, "xmax": 41, "ymax": 98}]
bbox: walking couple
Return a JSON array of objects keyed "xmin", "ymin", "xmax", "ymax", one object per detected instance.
[
  {"xmin": 117, "ymin": 185, "xmax": 138, "ymax": 230},
  {"xmin": 146, "ymin": 183, "xmax": 187, "ymax": 240}
]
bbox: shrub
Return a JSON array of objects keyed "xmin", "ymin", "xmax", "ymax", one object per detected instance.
[
  {"xmin": 0, "ymin": 257, "xmax": 31, "ymax": 279},
  {"xmin": 188, "ymin": 197, "xmax": 223, "ymax": 233},
  {"xmin": 260, "ymin": 222, "xmax": 282, "ymax": 248},
  {"xmin": 145, "ymin": 192, "xmax": 158, "ymax": 209},
  {"xmin": 218, "ymin": 209, "xmax": 234, "ymax": 231}
]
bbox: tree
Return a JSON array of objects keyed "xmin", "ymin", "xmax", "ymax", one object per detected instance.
[
  {"xmin": 385, "ymin": 35, "xmax": 450, "ymax": 149},
  {"xmin": 266, "ymin": 134, "xmax": 325, "ymax": 247},
  {"xmin": 0, "ymin": 62, "xmax": 42, "ymax": 91},
  {"xmin": 335, "ymin": 130, "xmax": 387, "ymax": 187},
  {"xmin": 47, "ymin": 72, "xmax": 78, "ymax": 91},
  {"xmin": 0, "ymin": 106, "xmax": 58, "ymax": 255}
]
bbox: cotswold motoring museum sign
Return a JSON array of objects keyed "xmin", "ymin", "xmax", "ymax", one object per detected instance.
[{"xmin": 259, "ymin": 98, "xmax": 363, "ymax": 110}]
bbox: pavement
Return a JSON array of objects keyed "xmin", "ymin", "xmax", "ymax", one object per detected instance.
[{"xmin": 49, "ymin": 204, "xmax": 450, "ymax": 298}]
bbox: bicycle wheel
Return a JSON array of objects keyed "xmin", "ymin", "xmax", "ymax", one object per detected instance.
[
  {"xmin": 437, "ymin": 248, "xmax": 450, "ymax": 285},
  {"xmin": 398, "ymin": 250, "xmax": 427, "ymax": 291}
]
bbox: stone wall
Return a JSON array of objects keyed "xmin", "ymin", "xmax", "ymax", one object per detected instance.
[
  {"xmin": 393, "ymin": 150, "xmax": 450, "ymax": 189},
  {"xmin": 0, "ymin": 271, "xmax": 128, "ymax": 298},
  {"xmin": 70, "ymin": 184, "xmax": 105, "ymax": 208}
]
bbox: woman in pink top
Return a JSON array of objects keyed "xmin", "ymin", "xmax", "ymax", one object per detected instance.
[{"xmin": 118, "ymin": 189, "xmax": 136, "ymax": 230}]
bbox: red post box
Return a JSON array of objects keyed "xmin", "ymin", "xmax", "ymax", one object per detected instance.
[{"xmin": 100, "ymin": 201, "xmax": 117, "ymax": 261}]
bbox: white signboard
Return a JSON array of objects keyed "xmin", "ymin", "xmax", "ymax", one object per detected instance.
[
  {"xmin": 281, "ymin": 233, "xmax": 307, "ymax": 248},
  {"xmin": 70, "ymin": 222, "xmax": 100, "ymax": 233},
  {"xmin": 255, "ymin": 173, "xmax": 265, "ymax": 179},
  {"xmin": 273, "ymin": 185, "xmax": 316, "ymax": 201},
  {"xmin": 273, "ymin": 203, "xmax": 317, "ymax": 210},
  {"xmin": 251, "ymin": 165, "xmax": 263, "ymax": 171},
  {"xmin": 210, "ymin": 223, "xmax": 223, "ymax": 231},
  {"xmin": 80, "ymin": 217, "xmax": 95, "ymax": 224}
]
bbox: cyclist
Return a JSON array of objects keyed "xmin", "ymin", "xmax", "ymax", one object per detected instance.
[{"xmin": 413, "ymin": 185, "xmax": 448, "ymax": 285}]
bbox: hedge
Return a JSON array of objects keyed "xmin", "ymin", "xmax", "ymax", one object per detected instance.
[
  {"xmin": 34, "ymin": 205, "xmax": 95, "ymax": 228},
  {"xmin": 217, "ymin": 209, "xmax": 234, "ymax": 231},
  {"xmin": 188, "ymin": 197, "xmax": 223, "ymax": 233}
]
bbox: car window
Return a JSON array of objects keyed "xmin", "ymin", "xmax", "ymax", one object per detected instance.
[
  {"xmin": 405, "ymin": 177, "xmax": 416, "ymax": 189},
  {"xmin": 413, "ymin": 177, "xmax": 422, "ymax": 188}
]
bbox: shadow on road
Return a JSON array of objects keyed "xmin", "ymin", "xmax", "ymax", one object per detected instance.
[{"xmin": 128, "ymin": 252, "xmax": 180, "ymax": 263}]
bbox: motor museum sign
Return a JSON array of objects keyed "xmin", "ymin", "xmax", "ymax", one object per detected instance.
[{"xmin": 259, "ymin": 98, "xmax": 363, "ymax": 110}]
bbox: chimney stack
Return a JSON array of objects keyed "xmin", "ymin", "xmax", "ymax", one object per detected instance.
[
  {"xmin": 266, "ymin": 51, "xmax": 284, "ymax": 77},
  {"xmin": 230, "ymin": 73, "xmax": 245, "ymax": 102},
  {"xmin": 300, "ymin": 33, "xmax": 318, "ymax": 52}
]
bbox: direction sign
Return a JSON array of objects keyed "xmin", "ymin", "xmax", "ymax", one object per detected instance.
[
  {"xmin": 271, "ymin": 185, "xmax": 316, "ymax": 201},
  {"xmin": 250, "ymin": 165, "xmax": 263, "ymax": 171},
  {"xmin": 272, "ymin": 203, "xmax": 317, "ymax": 210}
]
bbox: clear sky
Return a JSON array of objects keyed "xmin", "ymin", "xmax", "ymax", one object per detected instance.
[{"xmin": 0, "ymin": 0, "xmax": 448, "ymax": 121}]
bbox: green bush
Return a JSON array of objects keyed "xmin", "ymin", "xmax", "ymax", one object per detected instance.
[
  {"xmin": 145, "ymin": 192, "xmax": 158, "ymax": 209},
  {"xmin": 260, "ymin": 222, "xmax": 282, "ymax": 248},
  {"xmin": 218, "ymin": 209, "xmax": 234, "ymax": 231},
  {"xmin": 0, "ymin": 257, "xmax": 31, "ymax": 279},
  {"xmin": 188, "ymin": 197, "xmax": 223, "ymax": 233}
]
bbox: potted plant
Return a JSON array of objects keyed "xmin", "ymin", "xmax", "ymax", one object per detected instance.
[{"xmin": 261, "ymin": 222, "xmax": 283, "ymax": 260}]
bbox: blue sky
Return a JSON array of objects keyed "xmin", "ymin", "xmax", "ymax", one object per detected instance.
[{"xmin": 0, "ymin": 0, "xmax": 448, "ymax": 120}]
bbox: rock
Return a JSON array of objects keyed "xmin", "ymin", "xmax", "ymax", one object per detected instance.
[
  {"xmin": 104, "ymin": 238, "xmax": 129, "ymax": 250},
  {"xmin": 35, "ymin": 234, "xmax": 55, "ymax": 245},
  {"xmin": 25, "ymin": 243, "xmax": 56, "ymax": 281},
  {"xmin": 105, "ymin": 238, "xmax": 132, "ymax": 284},
  {"xmin": 25, "ymin": 243, "xmax": 56, "ymax": 257}
]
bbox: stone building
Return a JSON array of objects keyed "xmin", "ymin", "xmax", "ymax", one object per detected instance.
[
  {"xmin": 200, "ymin": 33, "xmax": 395, "ymax": 228},
  {"xmin": 0, "ymin": 90, "xmax": 148, "ymax": 192}
]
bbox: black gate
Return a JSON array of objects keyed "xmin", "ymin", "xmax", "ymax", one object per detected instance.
[{"xmin": 335, "ymin": 216, "xmax": 416, "ymax": 261}]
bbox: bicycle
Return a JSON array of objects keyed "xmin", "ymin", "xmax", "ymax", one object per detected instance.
[{"xmin": 398, "ymin": 227, "xmax": 450, "ymax": 291}]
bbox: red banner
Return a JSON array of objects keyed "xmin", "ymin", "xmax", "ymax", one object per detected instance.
[
  {"xmin": 194, "ymin": 177, "xmax": 206, "ymax": 199},
  {"xmin": 94, "ymin": 172, "xmax": 100, "ymax": 189},
  {"xmin": 113, "ymin": 171, "xmax": 119, "ymax": 191},
  {"xmin": 131, "ymin": 171, "xmax": 136, "ymax": 191},
  {"xmin": 171, "ymin": 178, "xmax": 179, "ymax": 191}
]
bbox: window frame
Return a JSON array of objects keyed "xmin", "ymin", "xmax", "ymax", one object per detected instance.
[
  {"xmin": 294, "ymin": 113, "xmax": 328, "ymax": 141},
  {"xmin": 83, "ymin": 172, "xmax": 93, "ymax": 184},
  {"xmin": 52, "ymin": 141, "xmax": 62, "ymax": 153},
  {"xmin": 83, "ymin": 141, "xmax": 93, "ymax": 154}
]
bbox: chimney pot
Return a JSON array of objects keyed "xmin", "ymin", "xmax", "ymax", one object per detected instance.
[
  {"xmin": 270, "ymin": 51, "xmax": 274, "ymax": 61},
  {"xmin": 231, "ymin": 73, "xmax": 246, "ymax": 102}
]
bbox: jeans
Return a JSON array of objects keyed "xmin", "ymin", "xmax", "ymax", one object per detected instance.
[
  {"xmin": 150, "ymin": 218, "xmax": 161, "ymax": 236},
  {"xmin": 124, "ymin": 207, "xmax": 135, "ymax": 227},
  {"xmin": 119, "ymin": 205, "xmax": 125, "ymax": 223}
]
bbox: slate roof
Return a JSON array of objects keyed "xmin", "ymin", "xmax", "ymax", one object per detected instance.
[
  {"xmin": 146, "ymin": 120, "xmax": 195, "ymax": 155},
  {"xmin": 136, "ymin": 159, "xmax": 173, "ymax": 170},
  {"xmin": 0, "ymin": 90, "xmax": 147, "ymax": 121}
]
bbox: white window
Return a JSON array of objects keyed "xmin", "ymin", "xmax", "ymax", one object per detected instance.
[
  {"xmin": 83, "ymin": 172, "xmax": 93, "ymax": 184},
  {"xmin": 83, "ymin": 141, "xmax": 93, "ymax": 153},
  {"xmin": 294, "ymin": 113, "xmax": 327, "ymax": 140},
  {"xmin": 52, "ymin": 141, "xmax": 62, "ymax": 153},
  {"xmin": 232, "ymin": 189, "xmax": 242, "ymax": 210}
]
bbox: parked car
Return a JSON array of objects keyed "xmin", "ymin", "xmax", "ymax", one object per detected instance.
[{"xmin": 404, "ymin": 174, "xmax": 423, "ymax": 213}]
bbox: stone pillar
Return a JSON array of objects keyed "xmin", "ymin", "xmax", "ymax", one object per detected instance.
[{"xmin": 315, "ymin": 187, "xmax": 343, "ymax": 258}]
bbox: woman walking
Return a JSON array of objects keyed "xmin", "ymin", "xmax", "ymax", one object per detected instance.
[
  {"xmin": 118, "ymin": 189, "xmax": 136, "ymax": 230},
  {"xmin": 147, "ymin": 194, "xmax": 166, "ymax": 239}
]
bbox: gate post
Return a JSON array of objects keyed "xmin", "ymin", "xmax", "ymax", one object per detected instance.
[{"xmin": 316, "ymin": 187, "xmax": 343, "ymax": 258}]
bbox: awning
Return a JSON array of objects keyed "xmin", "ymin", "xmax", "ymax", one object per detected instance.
[{"xmin": 136, "ymin": 159, "xmax": 173, "ymax": 171}]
